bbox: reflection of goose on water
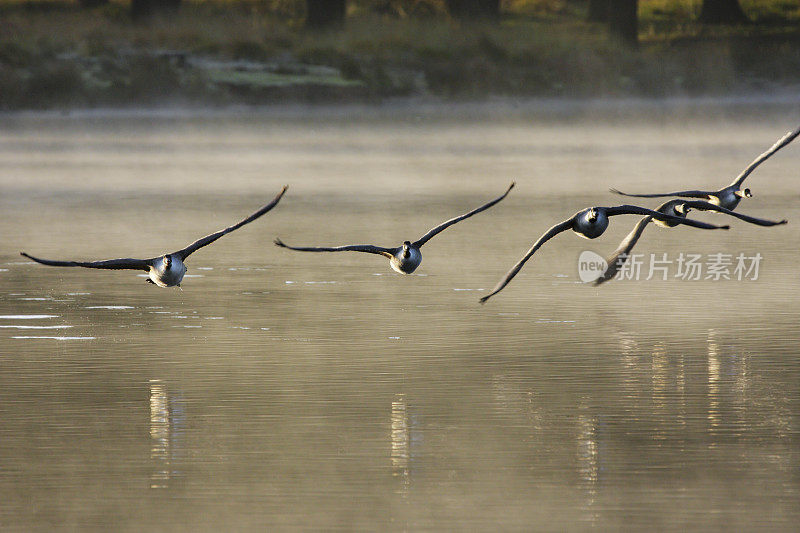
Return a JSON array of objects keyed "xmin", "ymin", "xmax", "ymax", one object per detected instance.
[
  {"xmin": 149, "ymin": 379, "xmax": 185, "ymax": 489},
  {"xmin": 479, "ymin": 204, "xmax": 729, "ymax": 303},
  {"xmin": 609, "ymin": 125, "xmax": 800, "ymax": 210},
  {"xmin": 275, "ymin": 182, "xmax": 514, "ymax": 275},
  {"xmin": 21, "ymin": 186, "xmax": 288, "ymax": 288},
  {"xmin": 594, "ymin": 199, "xmax": 787, "ymax": 285}
]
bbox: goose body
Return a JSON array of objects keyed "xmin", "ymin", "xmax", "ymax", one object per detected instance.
[
  {"xmin": 390, "ymin": 242, "xmax": 422, "ymax": 274},
  {"xmin": 574, "ymin": 208, "xmax": 609, "ymax": 238},
  {"xmin": 651, "ymin": 200, "xmax": 689, "ymax": 228},
  {"xmin": 148, "ymin": 255, "xmax": 188, "ymax": 287},
  {"xmin": 711, "ymin": 187, "xmax": 749, "ymax": 210}
]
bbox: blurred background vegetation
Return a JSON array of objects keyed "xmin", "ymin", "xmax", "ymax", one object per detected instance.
[{"xmin": 0, "ymin": 0, "xmax": 798, "ymax": 108}]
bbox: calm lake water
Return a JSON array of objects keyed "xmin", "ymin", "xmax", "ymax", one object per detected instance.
[{"xmin": 1, "ymin": 101, "xmax": 799, "ymax": 531}]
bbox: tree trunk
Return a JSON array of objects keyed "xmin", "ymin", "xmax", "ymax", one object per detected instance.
[
  {"xmin": 699, "ymin": 0, "xmax": 748, "ymax": 24},
  {"xmin": 131, "ymin": 0, "xmax": 181, "ymax": 21},
  {"xmin": 306, "ymin": 0, "xmax": 347, "ymax": 29},
  {"xmin": 587, "ymin": 0, "xmax": 609, "ymax": 22},
  {"xmin": 445, "ymin": 0, "xmax": 501, "ymax": 19},
  {"xmin": 607, "ymin": 0, "xmax": 638, "ymax": 45}
]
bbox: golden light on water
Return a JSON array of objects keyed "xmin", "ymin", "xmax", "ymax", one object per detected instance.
[
  {"xmin": 150, "ymin": 379, "xmax": 171, "ymax": 490},
  {"xmin": 390, "ymin": 393, "xmax": 410, "ymax": 496}
]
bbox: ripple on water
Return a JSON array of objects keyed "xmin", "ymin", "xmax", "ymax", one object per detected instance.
[
  {"xmin": 84, "ymin": 306, "xmax": 135, "ymax": 310},
  {"xmin": 0, "ymin": 325, "xmax": 73, "ymax": 329},
  {"xmin": 0, "ymin": 315, "xmax": 58, "ymax": 319},
  {"xmin": 12, "ymin": 336, "xmax": 95, "ymax": 340}
]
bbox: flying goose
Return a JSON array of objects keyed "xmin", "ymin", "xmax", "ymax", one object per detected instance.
[
  {"xmin": 478, "ymin": 204, "xmax": 729, "ymax": 303},
  {"xmin": 610, "ymin": 125, "xmax": 800, "ymax": 210},
  {"xmin": 593, "ymin": 199, "xmax": 787, "ymax": 285},
  {"xmin": 20, "ymin": 185, "xmax": 288, "ymax": 288},
  {"xmin": 275, "ymin": 182, "xmax": 515, "ymax": 274}
]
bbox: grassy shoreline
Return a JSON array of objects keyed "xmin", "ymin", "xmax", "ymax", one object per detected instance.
[{"xmin": 1, "ymin": 2, "xmax": 799, "ymax": 109}]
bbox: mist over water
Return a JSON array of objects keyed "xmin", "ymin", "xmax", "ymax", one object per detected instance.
[{"xmin": 1, "ymin": 101, "xmax": 799, "ymax": 531}]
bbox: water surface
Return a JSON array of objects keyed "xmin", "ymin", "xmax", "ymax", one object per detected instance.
[{"xmin": 1, "ymin": 102, "xmax": 799, "ymax": 531}]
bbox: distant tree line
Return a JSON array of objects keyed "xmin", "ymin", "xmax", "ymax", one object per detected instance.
[
  {"xmin": 445, "ymin": 0, "xmax": 500, "ymax": 19},
  {"xmin": 588, "ymin": 0, "xmax": 751, "ymax": 43},
  {"xmin": 306, "ymin": 0, "xmax": 752, "ymax": 41},
  {"xmin": 78, "ymin": 0, "xmax": 755, "ymax": 42},
  {"xmin": 79, "ymin": 0, "xmax": 181, "ymax": 20},
  {"xmin": 307, "ymin": 0, "xmax": 751, "ymax": 42},
  {"xmin": 588, "ymin": 0, "xmax": 639, "ymax": 45}
]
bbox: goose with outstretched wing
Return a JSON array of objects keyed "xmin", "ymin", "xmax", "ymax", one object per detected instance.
[
  {"xmin": 275, "ymin": 182, "xmax": 515, "ymax": 274},
  {"xmin": 610, "ymin": 125, "xmax": 800, "ymax": 210},
  {"xmin": 21, "ymin": 185, "xmax": 288, "ymax": 288},
  {"xmin": 593, "ymin": 199, "xmax": 787, "ymax": 286},
  {"xmin": 479, "ymin": 204, "xmax": 730, "ymax": 303}
]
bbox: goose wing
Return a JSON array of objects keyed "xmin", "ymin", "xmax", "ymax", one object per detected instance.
[
  {"xmin": 20, "ymin": 252, "xmax": 152, "ymax": 271},
  {"xmin": 593, "ymin": 216, "xmax": 653, "ymax": 286},
  {"xmin": 479, "ymin": 218, "xmax": 573, "ymax": 304},
  {"xmin": 681, "ymin": 201, "xmax": 787, "ymax": 227},
  {"xmin": 606, "ymin": 205, "xmax": 729, "ymax": 230},
  {"xmin": 412, "ymin": 182, "xmax": 515, "ymax": 248},
  {"xmin": 274, "ymin": 239, "xmax": 395, "ymax": 257},
  {"xmin": 174, "ymin": 185, "xmax": 288, "ymax": 260},
  {"xmin": 730, "ymin": 125, "xmax": 800, "ymax": 188},
  {"xmin": 609, "ymin": 187, "xmax": 712, "ymax": 200}
]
